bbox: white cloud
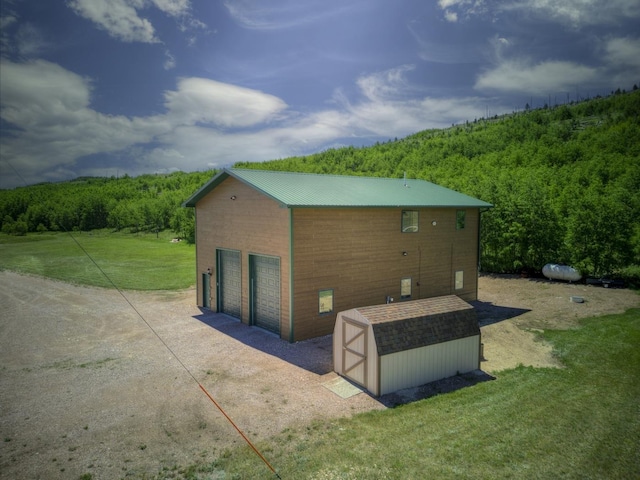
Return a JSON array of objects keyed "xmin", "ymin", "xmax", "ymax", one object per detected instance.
[
  {"xmin": 438, "ymin": 0, "xmax": 487, "ymax": 23},
  {"xmin": 67, "ymin": 0, "xmax": 203, "ymax": 43},
  {"xmin": 602, "ymin": 36, "xmax": 640, "ymax": 88},
  {"xmin": 150, "ymin": 0, "xmax": 191, "ymax": 17},
  {"xmin": 163, "ymin": 77, "xmax": 288, "ymax": 128},
  {"xmin": 0, "ymin": 58, "xmax": 505, "ymax": 187},
  {"xmin": 475, "ymin": 60, "xmax": 599, "ymax": 94},
  {"xmin": 439, "ymin": 0, "xmax": 640, "ymax": 27},
  {"xmin": 0, "ymin": 59, "xmax": 164, "ymax": 184},
  {"xmin": 223, "ymin": 0, "xmax": 354, "ymax": 30},
  {"xmin": 515, "ymin": 0, "xmax": 640, "ymax": 27},
  {"xmin": 604, "ymin": 36, "xmax": 640, "ymax": 69},
  {"xmin": 356, "ymin": 65, "xmax": 416, "ymax": 102},
  {"xmin": 15, "ymin": 22, "xmax": 47, "ymax": 57},
  {"xmin": 68, "ymin": 0, "xmax": 159, "ymax": 43},
  {"xmin": 163, "ymin": 50, "xmax": 176, "ymax": 70}
]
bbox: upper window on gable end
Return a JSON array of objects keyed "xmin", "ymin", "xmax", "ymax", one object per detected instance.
[
  {"xmin": 456, "ymin": 210, "xmax": 466, "ymax": 230},
  {"xmin": 402, "ymin": 210, "xmax": 418, "ymax": 233}
]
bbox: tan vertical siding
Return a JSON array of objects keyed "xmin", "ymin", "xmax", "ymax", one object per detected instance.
[
  {"xmin": 292, "ymin": 207, "xmax": 480, "ymax": 341},
  {"xmin": 194, "ymin": 177, "xmax": 290, "ymax": 338}
]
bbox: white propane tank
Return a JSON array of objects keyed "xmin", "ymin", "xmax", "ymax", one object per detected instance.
[{"xmin": 542, "ymin": 263, "xmax": 582, "ymax": 282}]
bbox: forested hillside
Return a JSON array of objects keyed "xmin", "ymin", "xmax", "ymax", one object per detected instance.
[
  {"xmin": 237, "ymin": 89, "xmax": 640, "ymax": 279},
  {"xmin": 0, "ymin": 171, "xmax": 214, "ymax": 242},
  {"xmin": 1, "ymin": 89, "xmax": 638, "ymax": 279}
]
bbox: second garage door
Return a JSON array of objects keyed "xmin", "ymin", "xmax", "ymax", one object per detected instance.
[{"xmin": 250, "ymin": 254, "xmax": 281, "ymax": 335}]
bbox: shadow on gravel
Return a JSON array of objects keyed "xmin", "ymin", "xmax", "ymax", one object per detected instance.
[
  {"xmin": 193, "ymin": 308, "xmax": 334, "ymax": 375},
  {"xmin": 194, "ymin": 309, "xmax": 497, "ymax": 406},
  {"xmin": 471, "ymin": 300, "xmax": 531, "ymax": 327}
]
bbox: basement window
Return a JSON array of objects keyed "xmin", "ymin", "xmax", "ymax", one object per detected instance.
[
  {"xmin": 401, "ymin": 277, "xmax": 412, "ymax": 299},
  {"xmin": 455, "ymin": 271, "xmax": 464, "ymax": 290},
  {"xmin": 319, "ymin": 289, "xmax": 334, "ymax": 314},
  {"xmin": 402, "ymin": 210, "xmax": 419, "ymax": 233},
  {"xmin": 456, "ymin": 210, "xmax": 466, "ymax": 230}
]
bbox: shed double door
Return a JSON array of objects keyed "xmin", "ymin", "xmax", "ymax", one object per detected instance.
[
  {"xmin": 249, "ymin": 254, "xmax": 281, "ymax": 335},
  {"xmin": 342, "ymin": 319, "xmax": 368, "ymax": 388}
]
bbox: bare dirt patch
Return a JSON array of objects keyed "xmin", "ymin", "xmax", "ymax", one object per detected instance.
[{"xmin": 0, "ymin": 271, "xmax": 637, "ymax": 479}]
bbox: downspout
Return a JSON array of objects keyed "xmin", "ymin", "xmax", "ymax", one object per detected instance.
[
  {"xmin": 288, "ymin": 207, "xmax": 295, "ymax": 343},
  {"xmin": 477, "ymin": 207, "xmax": 489, "ymax": 300}
]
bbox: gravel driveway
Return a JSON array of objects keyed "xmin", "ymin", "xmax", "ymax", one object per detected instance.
[{"xmin": 1, "ymin": 270, "xmax": 637, "ymax": 479}]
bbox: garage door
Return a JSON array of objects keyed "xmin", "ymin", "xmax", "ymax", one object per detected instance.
[
  {"xmin": 217, "ymin": 249, "xmax": 241, "ymax": 319},
  {"xmin": 250, "ymin": 255, "xmax": 280, "ymax": 335}
]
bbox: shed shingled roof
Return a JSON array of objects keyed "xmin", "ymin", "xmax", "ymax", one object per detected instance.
[
  {"xmin": 183, "ymin": 168, "xmax": 493, "ymax": 208},
  {"xmin": 354, "ymin": 296, "xmax": 479, "ymax": 356}
]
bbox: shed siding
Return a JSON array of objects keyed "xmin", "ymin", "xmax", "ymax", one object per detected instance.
[
  {"xmin": 293, "ymin": 207, "xmax": 479, "ymax": 341},
  {"xmin": 378, "ymin": 335, "xmax": 480, "ymax": 396},
  {"xmin": 194, "ymin": 177, "xmax": 291, "ymax": 338}
]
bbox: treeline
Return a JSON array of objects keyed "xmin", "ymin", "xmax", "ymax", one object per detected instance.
[
  {"xmin": 237, "ymin": 90, "xmax": 640, "ymax": 279},
  {"xmin": 0, "ymin": 171, "xmax": 215, "ymax": 242},
  {"xmin": 2, "ymin": 90, "xmax": 638, "ymax": 279}
]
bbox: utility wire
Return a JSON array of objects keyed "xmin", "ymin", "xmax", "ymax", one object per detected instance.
[{"xmin": 5, "ymin": 161, "xmax": 282, "ymax": 479}]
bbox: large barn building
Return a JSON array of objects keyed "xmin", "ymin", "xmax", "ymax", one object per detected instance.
[{"xmin": 183, "ymin": 168, "xmax": 491, "ymax": 342}]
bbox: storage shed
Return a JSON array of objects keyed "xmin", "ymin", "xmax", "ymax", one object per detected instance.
[{"xmin": 333, "ymin": 295, "xmax": 480, "ymax": 396}]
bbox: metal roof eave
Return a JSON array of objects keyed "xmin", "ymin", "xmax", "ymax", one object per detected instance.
[
  {"xmin": 182, "ymin": 168, "xmax": 294, "ymax": 208},
  {"xmin": 183, "ymin": 168, "xmax": 494, "ymax": 209},
  {"xmin": 182, "ymin": 169, "xmax": 229, "ymax": 207}
]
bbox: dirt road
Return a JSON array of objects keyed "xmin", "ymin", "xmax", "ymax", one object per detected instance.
[{"xmin": 0, "ymin": 271, "xmax": 637, "ymax": 479}]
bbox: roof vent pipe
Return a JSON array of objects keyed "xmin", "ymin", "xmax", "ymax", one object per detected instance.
[{"xmin": 403, "ymin": 171, "xmax": 408, "ymax": 187}]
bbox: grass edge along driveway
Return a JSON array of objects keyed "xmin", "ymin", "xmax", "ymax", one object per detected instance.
[{"xmin": 197, "ymin": 309, "xmax": 640, "ymax": 480}]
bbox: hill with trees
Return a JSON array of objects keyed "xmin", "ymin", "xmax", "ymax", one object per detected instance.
[
  {"xmin": 236, "ymin": 89, "xmax": 640, "ymax": 280},
  {"xmin": 1, "ymin": 89, "xmax": 639, "ymax": 280},
  {"xmin": 0, "ymin": 171, "xmax": 214, "ymax": 243}
]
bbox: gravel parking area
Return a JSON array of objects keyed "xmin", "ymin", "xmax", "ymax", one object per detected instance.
[{"xmin": 1, "ymin": 270, "xmax": 637, "ymax": 479}]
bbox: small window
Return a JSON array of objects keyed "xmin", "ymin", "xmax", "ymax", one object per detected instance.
[
  {"xmin": 319, "ymin": 289, "xmax": 334, "ymax": 314},
  {"xmin": 455, "ymin": 271, "xmax": 464, "ymax": 290},
  {"xmin": 402, "ymin": 210, "xmax": 419, "ymax": 233},
  {"xmin": 456, "ymin": 210, "xmax": 466, "ymax": 230},
  {"xmin": 401, "ymin": 278, "xmax": 412, "ymax": 299}
]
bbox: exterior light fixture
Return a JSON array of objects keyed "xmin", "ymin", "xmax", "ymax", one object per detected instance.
[
  {"xmin": 207, "ymin": 268, "xmax": 212, "ymax": 276},
  {"xmin": 230, "ymin": 195, "xmax": 236, "ymax": 200},
  {"xmin": 402, "ymin": 251, "xmax": 408, "ymax": 256},
  {"xmin": 432, "ymin": 220, "xmax": 437, "ymax": 226}
]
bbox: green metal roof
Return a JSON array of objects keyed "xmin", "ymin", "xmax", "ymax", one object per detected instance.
[{"xmin": 183, "ymin": 168, "xmax": 492, "ymax": 208}]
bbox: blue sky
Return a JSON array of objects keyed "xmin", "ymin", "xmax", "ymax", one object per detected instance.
[{"xmin": 1, "ymin": 0, "xmax": 639, "ymax": 188}]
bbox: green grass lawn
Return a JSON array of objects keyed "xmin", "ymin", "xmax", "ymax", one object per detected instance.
[
  {"xmin": 0, "ymin": 231, "xmax": 195, "ymax": 290},
  {"xmin": 187, "ymin": 309, "xmax": 640, "ymax": 480}
]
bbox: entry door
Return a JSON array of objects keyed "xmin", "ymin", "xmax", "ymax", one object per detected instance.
[
  {"xmin": 217, "ymin": 249, "xmax": 241, "ymax": 319},
  {"xmin": 342, "ymin": 319, "xmax": 368, "ymax": 388},
  {"xmin": 202, "ymin": 272, "xmax": 211, "ymax": 309},
  {"xmin": 250, "ymin": 255, "xmax": 281, "ymax": 335}
]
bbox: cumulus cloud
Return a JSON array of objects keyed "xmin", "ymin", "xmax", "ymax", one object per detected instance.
[
  {"xmin": 67, "ymin": 0, "xmax": 159, "ymax": 43},
  {"xmin": 0, "ymin": 59, "xmax": 164, "ymax": 184},
  {"xmin": 604, "ymin": 36, "xmax": 640, "ymax": 69},
  {"xmin": 163, "ymin": 77, "xmax": 288, "ymax": 128},
  {"xmin": 0, "ymin": 57, "xmax": 500, "ymax": 187},
  {"xmin": 602, "ymin": 36, "xmax": 640, "ymax": 88},
  {"xmin": 438, "ymin": 0, "xmax": 487, "ymax": 22},
  {"xmin": 474, "ymin": 60, "xmax": 599, "ymax": 94},
  {"xmin": 439, "ymin": 0, "xmax": 640, "ymax": 27},
  {"xmin": 67, "ymin": 0, "xmax": 202, "ymax": 43}
]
